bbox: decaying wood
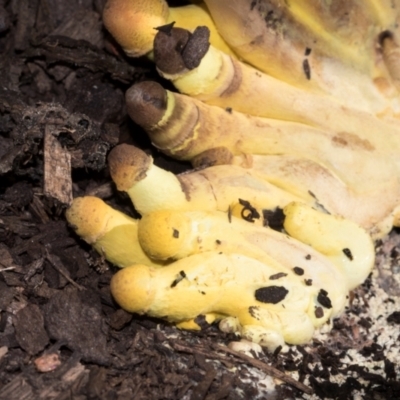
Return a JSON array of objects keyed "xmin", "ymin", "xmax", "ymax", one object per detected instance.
[
  {"xmin": 43, "ymin": 125, "xmax": 72, "ymax": 206},
  {"xmin": 0, "ymin": 376, "xmax": 34, "ymax": 400}
]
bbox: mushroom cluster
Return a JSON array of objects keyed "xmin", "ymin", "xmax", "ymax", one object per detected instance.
[{"xmin": 67, "ymin": 0, "xmax": 400, "ymax": 351}]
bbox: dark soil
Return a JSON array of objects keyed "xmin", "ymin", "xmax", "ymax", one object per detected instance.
[{"xmin": 0, "ymin": 1, "xmax": 399, "ymax": 399}]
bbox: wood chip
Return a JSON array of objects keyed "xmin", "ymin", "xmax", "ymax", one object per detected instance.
[{"xmin": 43, "ymin": 125, "xmax": 72, "ymax": 206}]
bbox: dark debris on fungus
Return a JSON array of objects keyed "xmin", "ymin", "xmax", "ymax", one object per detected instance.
[{"xmin": 255, "ymin": 286, "xmax": 289, "ymax": 304}]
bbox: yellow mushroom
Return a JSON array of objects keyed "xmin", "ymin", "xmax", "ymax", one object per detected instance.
[
  {"xmin": 65, "ymin": 196, "xmax": 164, "ymax": 268},
  {"xmin": 78, "ymin": 0, "xmax": 400, "ymax": 352},
  {"xmin": 110, "ymin": 251, "xmax": 331, "ymax": 352},
  {"xmin": 153, "ymin": 25, "xmax": 400, "ymax": 132},
  {"xmin": 102, "ymin": 0, "xmax": 234, "ymax": 58},
  {"xmin": 107, "ymin": 143, "xmax": 305, "ymax": 216},
  {"xmin": 202, "ymin": 0, "xmax": 398, "ymax": 104}
]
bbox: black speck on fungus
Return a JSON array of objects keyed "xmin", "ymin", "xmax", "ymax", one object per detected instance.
[
  {"xmin": 269, "ymin": 272, "xmax": 287, "ymax": 280},
  {"xmin": 293, "ymin": 267, "xmax": 304, "ymax": 276},
  {"xmin": 173, "ymin": 228, "xmax": 179, "ymax": 238},
  {"xmin": 317, "ymin": 289, "xmax": 332, "ymax": 309},
  {"xmin": 239, "ymin": 198, "xmax": 260, "ymax": 223},
  {"xmin": 342, "ymin": 248, "xmax": 353, "ymax": 260},
  {"xmin": 303, "ymin": 59, "xmax": 311, "ymax": 80},
  {"xmin": 170, "ymin": 270, "xmax": 186, "ymax": 288},
  {"xmin": 315, "ymin": 306, "xmax": 324, "ymax": 318},
  {"xmin": 255, "ymin": 286, "xmax": 289, "ymax": 304},
  {"xmin": 262, "ymin": 207, "xmax": 285, "ymax": 230},
  {"xmin": 249, "ymin": 306, "xmax": 260, "ymax": 320}
]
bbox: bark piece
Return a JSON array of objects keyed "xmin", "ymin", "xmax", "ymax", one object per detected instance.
[
  {"xmin": 13, "ymin": 304, "xmax": 49, "ymax": 355},
  {"xmin": 43, "ymin": 125, "xmax": 73, "ymax": 206},
  {"xmin": 44, "ymin": 288, "xmax": 109, "ymax": 364}
]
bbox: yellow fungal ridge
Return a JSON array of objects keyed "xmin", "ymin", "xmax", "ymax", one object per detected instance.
[
  {"xmin": 128, "ymin": 84, "xmax": 400, "ymax": 164},
  {"xmin": 109, "ymin": 251, "xmax": 339, "ymax": 352},
  {"xmin": 65, "ymin": 197, "xmax": 163, "ymax": 268},
  {"xmin": 135, "ymin": 205, "xmax": 373, "ymax": 312},
  {"xmin": 283, "ymin": 202, "xmax": 375, "ymax": 290}
]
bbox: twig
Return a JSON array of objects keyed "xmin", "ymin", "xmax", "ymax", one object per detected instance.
[
  {"xmin": 170, "ymin": 340, "xmax": 231, "ymax": 363},
  {"xmin": 170, "ymin": 339, "xmax": 312, "ymax": 394},
  {"xmin": 213, "ymin": 344, "xmax": 313, "ymax": 395},
  {"xmin": 0, "ymin": 266, "xmax": 16, "ymax": 272},
  {"xmin": 45, "ymin": 249, "xmax": 85, "ymax": 290},
  {"xmin": 43, "ymin": 124, "xmax": 73, "ymax": 206}
]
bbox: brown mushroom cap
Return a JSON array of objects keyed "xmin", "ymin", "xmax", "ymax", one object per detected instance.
[
  {"xmin": 125, "ymin": 81, "xmax": 168, "ymax": 130},
  {"xmin": 154, "ymin": 26, "xmax": 210, "ymax": 74},
  {"xmin": 103, "ymin": 0, "xmax": 168, "ymax": 57},
  {"xmin": 108, "ymin": 144, "xmax": 153, "ymax": 191},
  {"xmin": 154, "ymin": 27, "xmax": 191, "ymax": 75}
]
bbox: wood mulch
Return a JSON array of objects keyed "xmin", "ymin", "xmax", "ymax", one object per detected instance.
[{"xmin": 0, "ymin": 1, "xmax": 399, "ymax": 399}]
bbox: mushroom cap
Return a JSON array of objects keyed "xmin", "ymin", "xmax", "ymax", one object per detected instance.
[
  {"xmin": 125, "ymin": 81, "xmax": 168, "ymax": 130},
  {"xmin": 65, "ymin": 196, "xmax": 138, "ymax": 245},
  {"xmin": 66, "ymin": 196, "xmax": 111, "ymax": 243},
  {"xmin": 138, "ymin": 210, "xmax": 192, "ymax": 260},
  {"xmin": 108, "ymin": 144, "xmax": 153, "ymax": 191},
  {"xmin": 103, "ymin": 0, "xmax": 168, "ymax": 57},
  {"xmin": 110, "ymin": 265, "xmax": 155, "ymax": 313}
]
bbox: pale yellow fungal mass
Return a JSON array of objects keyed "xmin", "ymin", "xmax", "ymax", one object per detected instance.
[{"xmin": 66, "ymin": 0, "xmax": 400, "ymax": 351}]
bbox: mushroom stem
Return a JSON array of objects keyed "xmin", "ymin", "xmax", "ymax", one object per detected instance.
[
  {"xmin": 107, "ymin": 144, "xmax": 304, "ymax": 216},
  {"xmin": 107, "ymin": 144, "xmax": 216, "ymax": 215},
  {"xmin": 65, "ymin": 196, "xmax": 164, "ymax": 268},
  {"xmin": 125, "ymin": 82, "xmax": 400, "ymax": 163}
]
